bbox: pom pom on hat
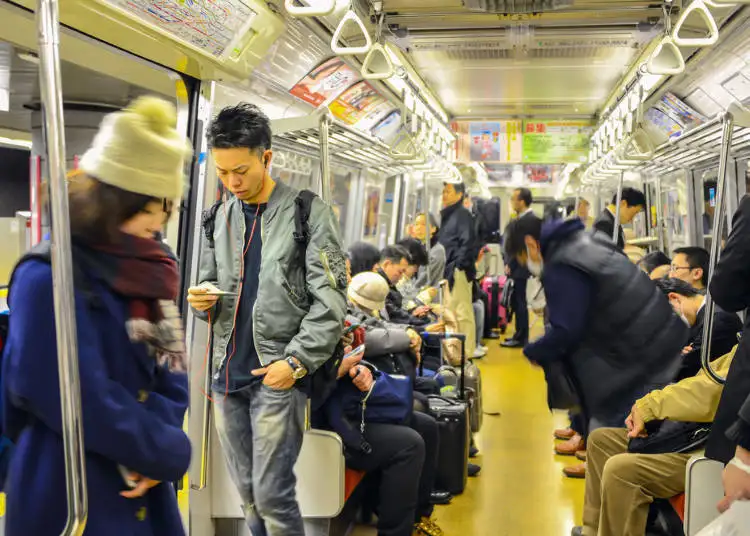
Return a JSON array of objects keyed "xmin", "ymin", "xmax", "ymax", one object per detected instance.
[{"xmin": 79, "ymin": 96, "xmax": 192, "ymax": 201}]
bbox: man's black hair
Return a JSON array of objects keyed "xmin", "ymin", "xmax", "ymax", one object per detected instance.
[
  {"xmin": 514, "ymin": 187, "xmax": 533, "ymax": 207},
  {"xmin": 654, "ymin": 277, "xmax": 701, "ymax": 299},
  {"xmin": 348, "ymin": 241, "xmax": 380, "ymax": 277},
  {"xmin": 207, "ymin": 103, "xmax": 272, "ymax": 155},
  {"xmin": 673, "ymin": 246, "xmax": 710, "ymax": 286},
  {"xmin": 504, "ymin": 214, "xmax": 543, "ymax": 258},
  {"xmin": 611, "ymin": 187, "xmax": 646, "ymax": 208},
  {"xmin": 380, "ymin": 244, "xmax": 410, "ymax": 264},
  {"xmin": 445, "ymin": 182, "xmax": 466, "ymax": 195},
  {"xmin": 397, "ymin": 238, "xmax": 429, "ymax": 267},
  {"xmin": 638, "ymin": 250, "xmax": 671, "ymax": 275}
]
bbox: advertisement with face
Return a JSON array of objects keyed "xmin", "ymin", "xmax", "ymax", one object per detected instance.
[{"xmin": 289, "ymin": 57, "xmax": 361, "ymax": 107}]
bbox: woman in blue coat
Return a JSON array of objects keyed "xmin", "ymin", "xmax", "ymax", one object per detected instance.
[{"xmin": 3, "ymin": 96, "xmax": 193, "ymax": 535}]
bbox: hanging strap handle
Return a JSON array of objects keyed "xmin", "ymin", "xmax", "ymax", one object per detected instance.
[
  {"xmin": 672, "ymin": 0, "xmax": 719, "ymax": 47},
  {"xmin": 332, "ymin": 10, "xmax": 372, "ymax": 55},
  {"xmin": 285, "ymin": 0, "xmax": 336, "ymax": 17},
  {"xmin": 646, "ymin": 35, "xmax": 685, "ymax": 75}
]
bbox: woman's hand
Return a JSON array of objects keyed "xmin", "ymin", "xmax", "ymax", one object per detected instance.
[
  {"xmin": 412, "ymin": 305, "xmax": 431, "ymax": 317},
  {"xmin": 337, "ymin": 346, "xmax": 365, "ymax": 379},
  {"xmin": 120, "ymin": 473, "xmax": 160, "ymax": 498},
  {"xmin": 718, "ymin": 446, "xmax": 750, "ymax": 513},
  {"xmin": 350, "ymin": 365, "xmax": 374, "ymax": 392}
]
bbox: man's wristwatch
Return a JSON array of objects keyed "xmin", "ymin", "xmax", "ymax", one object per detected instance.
[{"xmin": 286, "ymin": 357, "xmax": 308, "ymax": 380}]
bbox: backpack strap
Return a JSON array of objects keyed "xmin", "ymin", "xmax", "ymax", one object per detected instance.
[
  {"xmin": 293, "ymin": 190, "xmax": 318, "ymax": 269},
  {"xmin": 201, "ymin": 200, "xmax": 223, "ymax": 250}
]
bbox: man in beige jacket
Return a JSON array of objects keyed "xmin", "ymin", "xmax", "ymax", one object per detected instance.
[{"xmin": 573, "ymin": 346, "xmax": 737, "ymax": 536}]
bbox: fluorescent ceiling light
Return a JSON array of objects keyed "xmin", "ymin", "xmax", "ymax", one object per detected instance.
[{"xmin": 0, "ymin": 136, "xmax": 32, "ymax": 149}]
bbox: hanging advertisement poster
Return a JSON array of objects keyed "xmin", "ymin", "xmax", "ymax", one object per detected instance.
[
  {"xmin": 643, "ymin": 92, "xmax": 706, "ymax": 144},
  {"xmin": 525, "ymin": 164, "xmax": 561, "ymax": 184},
  {"xmin": 353, "ymin": 100, "xmax": 395, "ymax": 131},
  {"xmin": 483, "ymin": 163, "xmax": 516, "ymax": 183},
  {"xmin": 522, "ymin": 120, "xmax": 593, "ymax": 164},
  {"xmin": 453, "ymin": 120, "xmax": 523, "ymax": 163},
  {"xmin": 329, "ymin": 81, "xmax": 385, "ymax": 125},
  {"xmin": 289, "ymin": 57, "xmax": 361, "ymax": 107},
  {"xmin": 371, "ymin": 110, "xmax": 402, "ymax": 145},
  {"xmin": 363, "ymin": 186, "xmax": 381, "ymax": 237}
]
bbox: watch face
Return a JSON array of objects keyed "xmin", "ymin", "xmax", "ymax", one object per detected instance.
[{"xmin": 293, "ymin": 367, "xmax": 307, "ymax": 379}]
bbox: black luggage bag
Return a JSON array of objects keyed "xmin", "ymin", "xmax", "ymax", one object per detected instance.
[{"xmin": 426, "ymin": 395, "xmax": 470, "ymax": 495}]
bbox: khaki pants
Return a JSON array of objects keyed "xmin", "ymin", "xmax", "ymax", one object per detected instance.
[
  {"xmin": 446, "ymin": 269, "xmax": 476, "ymax": 358},
  {"xmin": 583, "ymin": 428, "xmax": 692, "ymax": 536}
]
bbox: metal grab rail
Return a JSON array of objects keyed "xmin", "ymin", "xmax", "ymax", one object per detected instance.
[
  {"xmin": 37, "ymin": 0, "xmax": 89, "ymax": 533},
  {"xmin": 700, "ymin": 115, "xmax": 735, "ymax": 385},
  {"xmin": 613, "ymin": 172, "xmax": 624, "ymax": 243}
]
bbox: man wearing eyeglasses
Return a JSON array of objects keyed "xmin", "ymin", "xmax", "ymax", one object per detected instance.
[{"xmin": 669, "ymin": 246, "xmax": 709, "ymax": 291}]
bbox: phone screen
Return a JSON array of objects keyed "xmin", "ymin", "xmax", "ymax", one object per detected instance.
[
  {"xmin": 344, "ymin": 344, "xmax": 365, "ymax": 360},
  {"xmin": 709, "ymin": 187, "xmax": 716, "ymax": 207}
]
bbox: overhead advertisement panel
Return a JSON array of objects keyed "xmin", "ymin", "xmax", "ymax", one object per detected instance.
[
  {"xmin": 105, "ymin": 0, "xmax": 258, "ymax": 59},
  {"xmin": 454, "ymin": 121, "xmax": 523, "ymax": 163},
  {"xmin": 643, "ymin": 92, "xmax": 706, "ymax": 145},
  {"xmin": 289, "ymin": 57, "xmax": 361, "ymax": 107},
  {"xmin": 521, "ymin": 120, "xmax": 593, "ymax": 164},
  {"xmin": 328, "ymin": 81, "xmax": 385, "ymax": 125}
]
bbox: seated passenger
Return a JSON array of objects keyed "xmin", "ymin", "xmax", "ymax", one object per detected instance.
[
  {"xmin": 3, "ymin": 97, "xmax": 192, "ymax": 535},
  {"xmin": 669, "ymin": 246, "xmax": 709, "ymax": 291},
  {"xmin": 376, "ymin": 245, "xmax": 431, "ymax": 327},
  {"xmin": 396, "ymin": 237, "xmax": 431, "ymax": 307},
  {"xmin": 505, "ymin": 215, "xmax": 689, "ymax": 434},
  {"xmin": 655, "ymin": 277, "xmax": 741, "ymax": 381},
  {"xmin": 572, "ymin": 346, "xmax": 737, "ymax": 536},
  {"xmin": 409, "ymin": 213, "xmax": 447, "ymax": 291},
  {"xmin": 636, "ymin": 250, "xmax": 671, "ymax": 280},
  {"xmin": 349, "ymin": 241, "xmax": 381, "ymax": 277}
]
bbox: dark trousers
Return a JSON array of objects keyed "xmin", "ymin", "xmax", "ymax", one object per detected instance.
[
  {"xmin": 511, "ymin": 277, "xmax": 529, "ymax": 343},
  {"xmin": 410, "ymin": 411, "xmax": 440, "ymax": 520},
  {"xmin": 346, "ymin": 423, "xmax": 425, "ymax": 536},
  {"xmin": 570, "ymin": 411, "xmax": 586, "ymax": 438}
]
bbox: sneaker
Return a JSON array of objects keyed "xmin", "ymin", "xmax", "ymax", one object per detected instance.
[
  {"xmin": 472, "ymin": 346, "xmax": 487, "ymax": 359},
  {"xmin": 414, "ymin": 517, "xmax": 445, "ymax": 536}
]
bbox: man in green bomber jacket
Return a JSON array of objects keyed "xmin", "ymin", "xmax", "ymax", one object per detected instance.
[{"xmin": 187, "ymin": 103, "xmax": 347, "ymax": 536}]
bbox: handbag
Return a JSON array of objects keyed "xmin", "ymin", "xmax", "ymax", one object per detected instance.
[
  {"xmin": 500, "ymin": 277, "xmax": 514, "ymax": 312},
  {"xmin": 541, "ymin": 359, "xmax": 582, "ymax": 413},
  {"xmin": 628, "ymin": 420, "xmax": 711, "ymax": 455}
]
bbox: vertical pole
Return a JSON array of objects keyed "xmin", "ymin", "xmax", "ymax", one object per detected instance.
[
  {"xmin": 319, "ymin": 112, "xmax": 332, "ymax": 204},
  {"xmin": 701, "ymin": 114, "xmax": 735, "ymax": 385},
  {"xmin": 613, "ymin": 172, "xmax": 624, "ymax": 242},
  {"xmin": 654, "ymin": 175, "xmax": 665, "ymax": 252},
  {"xmin": 37, "ymin": 0, "xmax": 88, "ymax": 534},
  {"xmin": 422, "ymin": 175, "xmax": 431, "ymax": 251}
]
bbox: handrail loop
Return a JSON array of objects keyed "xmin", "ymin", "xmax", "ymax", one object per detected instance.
[
  {"xmin": 646, "ymin": 35, "xmax": 685, "ymax": 75},
  {"xmin": 700, "ymin": 113, "xmax": 734, "ymax": 385},
  {"xmin": 37, "ymin": 0, "xmax": 89, "ymax": 533},
  {"xmin": 672, "ymin": 0, "xmax": 719, "ymax": 48},
  {"xmin": 284, "ymin": 0, "xmax": 336, "ymax": 18},
  {"xmin": 331, "ymin": 9, "xmax": 372, "ymax": 56},
  {"xmin": 361, "ymin": 13, "xmax": 394, "ymax": 80}
]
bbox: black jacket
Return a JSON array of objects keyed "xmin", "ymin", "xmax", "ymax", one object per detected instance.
[
  {"xmin": 502, "ymin": 210, "xmax": 542, "ymax": 280},
  {"xmin": 439, "ymin": 201, "xmax": 478, "ymax": 284},
  {"xmin": 677, "ymin": 305, "xmax": 742, "ymax": 382},
  {"xmin": 592, "ymin": 208, "xmax": 625, "ymax": 250},
  {"xmin": 376, "ymin": 270, "xmax": 429, "ymax": 328},
  {"xmin": 706, "ymin": 195, "xmax": 750, "ymax": 462},
  {"xmin": 543, "ymin": 219, "xmax": 689, "ymax": 420}
]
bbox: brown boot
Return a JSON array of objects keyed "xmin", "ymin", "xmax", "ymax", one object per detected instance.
[
  {"xmin": 563, "ymin": 462, "xmax": 586, "ymax": 479},
  {"xmin": 555, "ymin": 433, "xmax": 584, "ymax": 455},
  {"xmin": 554, "ymin": 427, "xmax": 576, "ymax": 440}
]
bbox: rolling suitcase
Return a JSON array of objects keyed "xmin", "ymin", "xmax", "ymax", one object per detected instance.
[
  {"xmin": 436, "ymin": 362, "xmax": 483, "ymax": 433},
  {"xmin": 426, "ymin": 395, "xmax": 470, "ymax": 495},
  {"xmin": 481, "ymin": 275, "xmax": 508, "ymax": 333}
]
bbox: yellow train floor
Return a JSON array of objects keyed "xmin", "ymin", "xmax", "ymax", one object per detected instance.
[{"xmin": 354, "ymin": 336, "xmax": 585, "ymax": 536}]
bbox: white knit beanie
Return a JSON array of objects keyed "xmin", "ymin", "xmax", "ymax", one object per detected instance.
[
  {"xmin": 348, "ymin": 272, "xmax": 390, "ymax": 311},
  {"xmin": 79, "ymin": 96, "xmax": 192, "ymax": 200}
]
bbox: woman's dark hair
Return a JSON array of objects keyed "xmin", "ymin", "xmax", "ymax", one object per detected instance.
[
  {"xmin": 67, "ymin": 171, "xmax": 166, "ymax": 244},
  {"xmin": 397, "ymin": 238, "xmax": 429, "ymax": 267},
  {"xmin": 207, "ymin": 103, "xmax": 272, "ymax": 155},
  {"xmin": 637, "ymin": 251, "xmax": 671, "ymax": 275},
  {"xmin": 348, "ymin": 242, "xmax": 380, "ymax": 277}
]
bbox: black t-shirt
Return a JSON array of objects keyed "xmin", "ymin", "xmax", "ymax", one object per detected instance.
[{"xmin": 212, "ymin": 202, "xmax": 266, "ymax": 393}]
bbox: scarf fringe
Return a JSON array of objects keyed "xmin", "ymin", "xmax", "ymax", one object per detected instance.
[{"xmin": 126, "ymin": 300, "xmax": 187, "ymax": 373}]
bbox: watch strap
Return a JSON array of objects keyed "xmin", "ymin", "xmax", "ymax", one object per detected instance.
[{"xmin": 729, "ymin": 456, "xmax": 750, "ymax": 475}]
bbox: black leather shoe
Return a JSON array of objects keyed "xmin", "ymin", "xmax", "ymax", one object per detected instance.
[
  {"xmin": 469, "ymin": 445, "xmax": 479, "ymax": 458},
  {"xmin": 500, "ymin": 339, "xmax": 524, "ymax": 348},
  {"xmin": 468, "ymin": 462, "xmax": 481, "ymax": 477},
  {"xmin": 429, "ymin": 490, "xmax": 453, "ymax": 505}
]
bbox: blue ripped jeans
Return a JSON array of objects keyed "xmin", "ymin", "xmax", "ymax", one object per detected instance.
[{"xmin": 214, "ymin": 382, "xmax": 307, "ymax": 536}]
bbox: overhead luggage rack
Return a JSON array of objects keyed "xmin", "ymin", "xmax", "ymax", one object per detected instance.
[{"xmin": 271, "ymin": 111, "xmax": 413, "ymax": 176}]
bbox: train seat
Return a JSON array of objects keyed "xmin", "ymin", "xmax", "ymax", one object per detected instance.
[{"xmin": 683, "ymin": 455, "xmax": 725, "ymax": 536}]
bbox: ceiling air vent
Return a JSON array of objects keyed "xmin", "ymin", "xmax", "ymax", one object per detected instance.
[{"xmin": 462, "ymin": 0, "xmax": 574, "ymax": 13}]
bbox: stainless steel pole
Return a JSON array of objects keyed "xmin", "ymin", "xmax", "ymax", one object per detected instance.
[
  {"xmin": 701, "ymin": 114, "xmax": 735, "ymax": 385},
  {"xmin": 319, "ymin": 111, "xmax": 332, "ymax": 204},
  {"xmin": 37, "ymin": 0, "xmax": 88, "ymax": 533},
  {"xmin": 422, "ymin": 177, "xmax": 431, "ymax": 250},
  {"xmin": 613, "ymin": 172, "xmax": 624, "ymax": 242},
  {"xmin": 654, "ymin": 176, "xmax": 665, "ymax": 251}
]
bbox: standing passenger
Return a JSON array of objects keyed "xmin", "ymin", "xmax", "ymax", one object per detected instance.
[
  {"xmin": 669, "ymin": 246, "xmax": 709, "ymax": 291},
  {"xmin": 439, "ymin": 182, "xmax": 478, "ymax": 358},
  {"xmin": 4, "ymin": 97, "xmax": 192, "ymax": 535},
  {"xmin": 592, "ymin": 187, "xmax": 645, "ymax": 250},
  {"xmin": 187, "ymin": 103, "xmax": 347, "ymax": 536},
  {"xmin": 501, "ymin": 188, "xmax": 540, "ymax": 348}
]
